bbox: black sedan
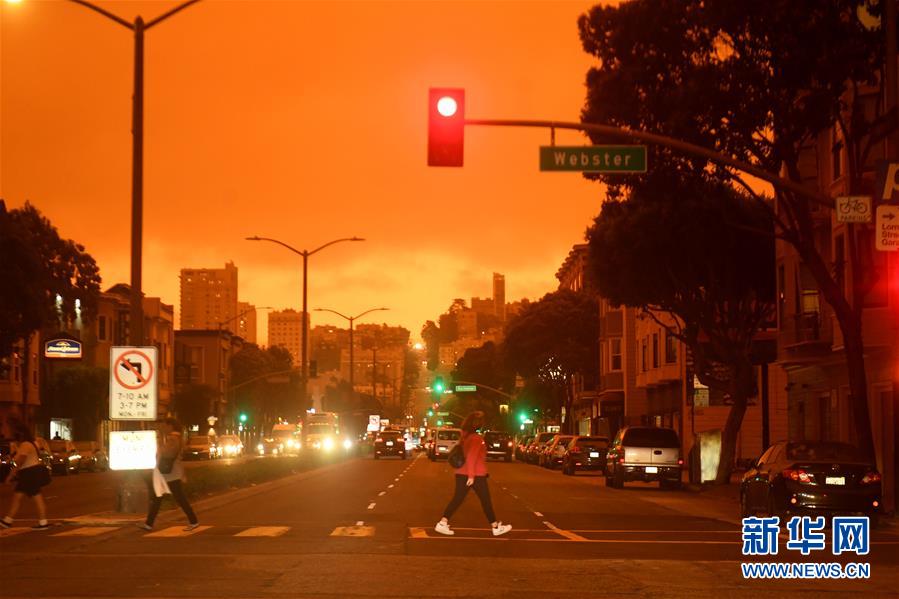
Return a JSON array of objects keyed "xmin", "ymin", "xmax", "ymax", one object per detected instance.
[
  {"xmin": 373, "ymin": 431, "xmax": 406, "ymax": 459},
  {"xmin": 562, "ymin": 436, "xmax": 609, "ymax": 475},
  {"xmin": 484, "ymin": 431, "xmax": 513, "ymax": 461},
  {"xmin": 740, "ymin": 440, "xmax": 882, "ymax": 526}
]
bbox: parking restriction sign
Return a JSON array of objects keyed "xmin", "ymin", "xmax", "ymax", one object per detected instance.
[{"xmin": 109, "ymin": 346, "xmax": 158, "ymax": 420}]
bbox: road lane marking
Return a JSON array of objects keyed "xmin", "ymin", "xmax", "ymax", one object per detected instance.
[
  {"xmin": 388, "ymin": 484, "xmax": 394, "ymax": 489},
  {"xmin": 367, "ymin": 503, "xmax": 376, "ymax": 510},
  {"xmin": 330, "ymin": 525, "xmax": 374, "ymax": 537},
  {"xmin": 378, "ymin": 491, "xmax": 386, "ymax": 496},
  {"xmin": 144, "ymin": 525, "xmax": 212, "ymax": 538},
  {"xmin": 409, "ymin": 527, "xmax": 429, "ymax": 539},
  {"xmin": 356, "ymin": 521, "xmax": 364, "ymax": 526},
  {"xmin": 533, "ymin": 511, "xmax": 544, "ymax": 517},
  {"xmin": 543, "ymin": 521, "xmax": 588, "ymax": 542},
  {"xmin": 52, "ymin": 527, "xmax": 119, "ymax": 537},
  {"xmin": 234, "ymin": 526, "xmax": 289, "ymax": 537},
  {"xmin": 0, "ymin": 528, "xmax": 32, "ymax": 538}
]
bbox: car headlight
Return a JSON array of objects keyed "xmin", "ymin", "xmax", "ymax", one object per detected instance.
[
  {"xmin": 323, "ymin": 438, "xmax": 334, "ymax": 451},
  {"xmin": 286, "ymin": 439, "xmax": 296, "ymax": 448},
  {"xmin": 343, "ymin": 439, "xmax": 353, "ymax": 450},
  {"xmin": 257, "ymin": 443, "xmax": 264, "ymax": 453}
]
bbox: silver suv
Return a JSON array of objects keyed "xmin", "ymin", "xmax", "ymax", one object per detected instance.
[{"xmin": 605, "ymin": 426, "xmax": 682, "ymax": 489}]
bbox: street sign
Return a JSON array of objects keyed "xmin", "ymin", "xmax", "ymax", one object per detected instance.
[
  {"xmin": 109, "ymin": 430, "xmax": 157, "ymax": 470},
  {"xmin": 876, "ymin": 205, "xmax": 899, "ymax": 251},
  {"xmin": 109, "ymin": 346, "xmax": 158, "ymax": 420},
  {"xmin": 367, "ymin": 414, "xmax": 381, "ymax": 432},
  {"xmin": 835, "ymin": 196, "xmax": 872, "ymax": 224},
  {"xmin": 44, "ymin": 339, "xmax": 82, "ymax": 359},
  {"xmin": 539, "ymin": 145, "xmax": 647, "ymax": 173},
  {"xmin": 437, "ymin": 411, "xmax": 450, "ymax": 416},
  {"xmin": 876, "ymin": 161, "xmax": 899, "ymax": 203},
  {"xmin": 454, "ymin": 384, "xmax": 477, "ymax": 392}
]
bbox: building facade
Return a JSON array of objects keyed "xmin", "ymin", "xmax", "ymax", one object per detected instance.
[
  {"xmin": 236, "ymin": 301, "xmax": 257, "ymax": 344},
  {"xmin": 179, "ymin": 261, "xmax": 239, "ymax": 332},
  {"xmin": 493, "ymin": 273, "xmax": 506, "ymax": 322},
  {"xmin": 268, "ymin": 309, "xmax": 308, "ymax": 364}
]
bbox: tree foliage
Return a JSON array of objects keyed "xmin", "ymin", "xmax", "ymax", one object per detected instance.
[
  {"xmin": 503, "ymin": 290, "xmax": 599, "ymax": 432},
  {"xmin": 578, "ymin": 0, "xmax": 884, "ymax": 459},
  {"xmin": 173, "ymin": 383, "xmax": 218, "ymax": 429},
  {"xmin": 47, "ymin": 365, "xmax": 109, "ymax": 433},
  {"xmin": 451, "ymin": 341, "xmax": 514, "ymax": 394},
  {"xmin": 587, "ymin": 172, "xmax": 775, "ymax": 481}
]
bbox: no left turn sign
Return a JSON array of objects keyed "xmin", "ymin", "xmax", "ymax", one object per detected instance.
[{"xmin": 110, "ymin": 346, "xmax": 158, "ymax": 420}]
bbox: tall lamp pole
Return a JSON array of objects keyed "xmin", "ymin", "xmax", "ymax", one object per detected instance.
[
  {"xmin": 66, "ymin": 0, "xmax": 202, "ymax": 346},
  {"xmin": 314, "ymin": 307, "xmax": 389, "ymax": 391},
  {"xmin": 246, "ymin": 236, "xmax": 364, "ymax": 409}
]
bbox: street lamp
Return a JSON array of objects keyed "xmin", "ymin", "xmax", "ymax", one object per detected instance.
[
  {"xmin": 314, "ymin": 307, "xmax": 389, "ymax": 391},
  {"xmin": 245, "ymin": 236, "xmax": 364, "ymax": 408},
  {"xmin": 57, "ymin": 0, "xmax": 203, "ymax": 346}
]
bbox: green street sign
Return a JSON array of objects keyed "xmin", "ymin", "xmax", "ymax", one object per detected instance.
[
  {"xmin": 437, "ymin": 411, "xmax": 450, "ymax": 416},
  {"xmin": 539, "ymin": 145, "xmax": 647, "ymax": 173},
  {"xmin": 455, "ymin": 384, "xmax": 477, "ymax": 393}
]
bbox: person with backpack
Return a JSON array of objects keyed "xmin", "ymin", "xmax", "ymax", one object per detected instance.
[
  {"xmin": 434, "ymin": 411, "xmax": 511, "ymax": 537},
  {"xmin": 0, "ymin": 421, "xmax": 51, "ymax": 530}
]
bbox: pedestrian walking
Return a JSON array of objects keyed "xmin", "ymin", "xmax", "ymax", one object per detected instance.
[
  {"xmin": 139, "ymin": 417, "xmax": 199, "ymax": 532},
  {"xmin": 434, "ymin": 411, "xmax": 512, "ymax": 537},
  {"xmin": 0, "ymin": 421, "xmax": 52, "ymax": 530}
]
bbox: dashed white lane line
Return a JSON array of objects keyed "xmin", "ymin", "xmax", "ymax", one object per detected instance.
[
  {"xmin": 367, "ymin": 503, "xmax": 376, "ymax": 510},
  {"xmin": 388, "ymin": 484, "xmax": 394, "ymax": 489},
  {"xmin": 378, "ymin": 491, "xmax": 387, "ymax": 496},
  {"xmin": 533, "ymin": 511, "xmax": 544, "ymax": 517}
]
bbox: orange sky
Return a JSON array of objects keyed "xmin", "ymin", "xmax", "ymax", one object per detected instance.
[{"xmin": 1, "ymin": 0, "xmax": 607, "ymax": 341}]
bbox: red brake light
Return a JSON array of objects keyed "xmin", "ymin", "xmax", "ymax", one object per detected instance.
[
  {"xmin": 375, "ymin": 438, "xmax": 383, "ymax": 443},
  {"xmin": 507, "ymin": 441, "xmax": 513, "ymax": 447},
  {"xmin": 618, "ymin": 457, "xmax": 625, "ymax": 464},
  {"xmin": 782, "ymin": 468, "xmax": 814, "ymax": 484},
  {"xmin": 677, "ymin": 459, "xmax": 684, "ymax": 465},
  {"xmin": 860, "ymin": 471, "xmax": 882, "ymax": 485}
]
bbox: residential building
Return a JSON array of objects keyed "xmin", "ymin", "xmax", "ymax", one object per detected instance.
[
  {"xmin": 236, "ymin": 302, "xmax": 257, "ymax": 344},
  {"xmin": 179, "ymin": 261, "xmax": 239, "ymax": 332},
  {"xmin": 174, "ymin": 329, "xmax": 244, "ymax": 422},
  {"xmin": 493, "ymin": 273, "xmax": 506, "ymax": 321},
  {"xmin": 470, "ymin": 297, "xmax": 494, "ymax": 317},
  {"xmin": 0, "ymin": 336, "xmax": 40, "ymax": 438},
  {"xmin": 268, "ymin": 309, "xmax": 308, "ymax": 364}
]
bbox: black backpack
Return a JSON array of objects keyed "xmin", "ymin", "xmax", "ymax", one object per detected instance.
[{"xmin": 447, "ymin": 441, "xmax": 466, "ymax": 469}]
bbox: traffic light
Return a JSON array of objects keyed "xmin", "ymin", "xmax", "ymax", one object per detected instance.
[
  {"xmin": 239, "ymin": 413, "xmax": 248, "ymax": 423},
  {"xmin": 428, "ymin": 88, "xmax": 465, "ymax": 167},
  {"xmin": 433, "ymin": 377, "xmax": 445, "ymax": 394},
  {"xmin": 427, "ymin": 409, "xmax": 434, "ymax": 417}
]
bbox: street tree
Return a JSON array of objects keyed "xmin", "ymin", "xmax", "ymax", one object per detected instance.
[
  {"xmin": 451, "ymin": 341, "xmax": 514, "ymax": 394},
  {"xmin": 173, "ymin": 383, "xmax": 217, "ymax": 429},
  {"xmin": 0, "ymin": 201, "xmax": 101, "ymax": 412},
  {"xmin": 587, "ymin": 173, "xmax": 775, "ymax": 482},
  {"xmin": 47, "ymin": 365, "xmax": 109, "ymax": 436},
  {"xmin": 229, "ymin": 344, "xmax": 299, "ymax": 428},
  {"xmin": 578, "ymin": 0, "xmax": 886, "ymax": 460},
  {"xmin": 503, "ymin": 290, "xmax": 599, "ymax": 433}
]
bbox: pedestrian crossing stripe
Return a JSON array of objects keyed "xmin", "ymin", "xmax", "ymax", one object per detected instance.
[
  {"xmin": 144, "ymin": 525, "xmax": 212, "ymax": 538},
  {"xmin": 330, "ymin": 525, "xmax": 375, "ymax": 537},
  {"xmin": 234, "ymin": 526, "xmax": 290, "ymax": 537},
  {"xmin": 0, "ymin": 528, "xmax": 31, "ymax": 538},
  {"xmin": 52, "ymin": 526, "xmax": 120, "ymax": 537}
]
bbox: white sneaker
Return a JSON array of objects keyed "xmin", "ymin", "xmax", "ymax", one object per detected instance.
[
  {"xmin": 492, "ymin": 522, "xmax": 512, "ymax": 537},
  {"xmin": 434, "ymin": 521, "xmax": 454, "ymax": 536}
]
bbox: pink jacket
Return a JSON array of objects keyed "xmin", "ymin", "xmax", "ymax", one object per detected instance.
[{"xmin": 455, "ymin": 432, "xmax": 488, "ymax": 477}]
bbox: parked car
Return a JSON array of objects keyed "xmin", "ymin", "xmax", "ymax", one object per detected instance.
[
  {"xmin": 74, "ymin": 441, "xmax": 108, "ymax": 472},
  {"xmin": 605, "ymin": 426, "xmax": 682, "ymax": 489},
  {"xmin": 218, "ymin": 434, "xmax": 244, "ymax": 457},
  {"xmin": 515, "ymin": 435, "xmax": 533, "ymax": 461},
  {"xmin": 33, "ymin": 438, "xmax": 54, "ymax": 470},
  {"xmin": 562, "ymin": 436, "xmax": 609, "ymax": 475},
  {"xmin": 484, "ymin": 431, "xmax": 513, "ymax": 462},
  {"xmin": 182, "ymin": 434, "xmax": 217, "ymax": 460},
  {"xmin": 430, "ymin": 428, "xmax": 462, "ymax": 461},
  {"xmin": 373, "ymin": 430, "xmax": 406, "ymax": 459},
  {"xmin": 541, "ymin": 435, "xmax": 574, "ymax": 469},
  {"xmin": 526, "ymin": 432, "xmax": 557, "ymax": 464},
  {"xmin": 48, "ymin": 439, "xmax": 82, "ymax": 475},
  {"xmin": 740, "ymin": 440, "xmax": 882, "ymax": 526}
]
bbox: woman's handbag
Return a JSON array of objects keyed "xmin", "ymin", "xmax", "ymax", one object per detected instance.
[
  {"xmin": 447, "ymin": 443, "xmax": 466, "ymax": 469},
  {"xmin": 157, "ymin": 456, "xmax": 175, "ymax": 475}
]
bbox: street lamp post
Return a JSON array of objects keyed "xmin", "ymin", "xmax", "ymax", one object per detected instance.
[
  {"xmin": 246, "ymin": 236, "xmax": 364, "ymax": 409},
  {"xmin": 66, "ymin": 0, "xmax": 202, "ymax": 346},
  {"xmin": 313, "ymin": 307, "xmax": 389, "ymax": 391}
]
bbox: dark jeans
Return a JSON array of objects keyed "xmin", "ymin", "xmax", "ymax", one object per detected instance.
[
  {"xmin": 146, "ymin": 479, "xmax": 197, "ymax": 526},
  {"xmin": 442, "ymin": 474, "xmax": 496, "ymax": 524}
]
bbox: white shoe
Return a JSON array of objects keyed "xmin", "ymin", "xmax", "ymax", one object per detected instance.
[
  {"xmin": 492, "ymin": 522, "xmax": 512, "ymax": 537},
  {"xmin": 434, "ymin": 521, "xmax": 454, "ymax": 536}
]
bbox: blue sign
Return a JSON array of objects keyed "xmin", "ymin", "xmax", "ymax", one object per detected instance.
[{"xmin": 44, "ymin": 339, "xmax": 82, "ymax": 359}]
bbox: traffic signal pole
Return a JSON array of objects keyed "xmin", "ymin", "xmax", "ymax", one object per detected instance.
[{"xmin": 462, "ymin": 118, "xmax": 833, "ymax": 209}]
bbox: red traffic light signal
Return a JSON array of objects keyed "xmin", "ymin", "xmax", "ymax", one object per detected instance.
[{"xmin": 428, "ymin": 88, "xmax": 465, "ymax": 167}]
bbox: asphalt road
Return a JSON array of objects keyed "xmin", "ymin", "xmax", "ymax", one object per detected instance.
[{"xmin": 1, "ymin": 453, "xmax": 897, "ymax": 598}]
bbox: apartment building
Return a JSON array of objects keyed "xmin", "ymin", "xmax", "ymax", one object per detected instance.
[{"xmin": 179, "ymin": 262, "xmax": 239, "ymax": 332}]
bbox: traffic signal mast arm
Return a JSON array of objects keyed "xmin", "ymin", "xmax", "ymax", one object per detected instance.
[
  {"xmin": 462, "ymin": 118, "xmax": 832, "ymax": 210},
  {"xmin": 451, "ymin": 380, "xmax": 513, "ymax": 401}
]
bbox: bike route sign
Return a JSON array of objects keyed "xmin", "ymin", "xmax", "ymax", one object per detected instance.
[
  {"xmin": 875, "ymin": 205, "xmax": 899, "ymax": 251},
  {"xmin": 835, "ymin": 196, "xmax": 872, "ymax": 224},
  {"xmin": 109, "ymin": 346, "xmax": 158, "ymax": 420}
]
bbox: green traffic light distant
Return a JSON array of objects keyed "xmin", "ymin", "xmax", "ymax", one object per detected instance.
[{"xmin": 239, "ymin": 413, "xmax": 248, "ymax": 423}]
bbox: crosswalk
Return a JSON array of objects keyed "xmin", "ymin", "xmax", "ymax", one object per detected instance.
[{"xmin": 0, "ymin": 524, "xmax": 377, "ymax": 539}]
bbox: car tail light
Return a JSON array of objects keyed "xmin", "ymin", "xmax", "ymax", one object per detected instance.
[
  {"xmin": 375, "ymin": 438, "xmax": 383, "ymax": 443},
  {"xmin": 507, "ymin": 441, "xmax": 513, "ymax": 447},
  {"xmin": 782, "ymin": 468, "xmax": 814, "ymax": 484},
  {"xmin": 677, "ymin": 458, "xmax": 684, "ymax": 465},
  {"xmin": 618, "ymin": 457, "xmax": 625, "ymax": 464},
  {"xmin": 860, "ymin": 471, "xmax": 882, "ymax": 485}
]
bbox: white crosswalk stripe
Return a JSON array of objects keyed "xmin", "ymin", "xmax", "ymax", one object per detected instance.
[
  {"xmin": 144, "ymin": 525, "xmax": 212, "ymax": 538},
  {"xmin": 52, "ymin": 526, "xmax": 120, "ymax": 537},
  {"xmin": 234, "ymin": 526, "xmax": 290, "ymax": 537}
]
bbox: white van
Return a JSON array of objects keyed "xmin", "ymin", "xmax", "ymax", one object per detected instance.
[{"xmin": 431, "ymin": 428, "xmax": 462, "ymax": 461}]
